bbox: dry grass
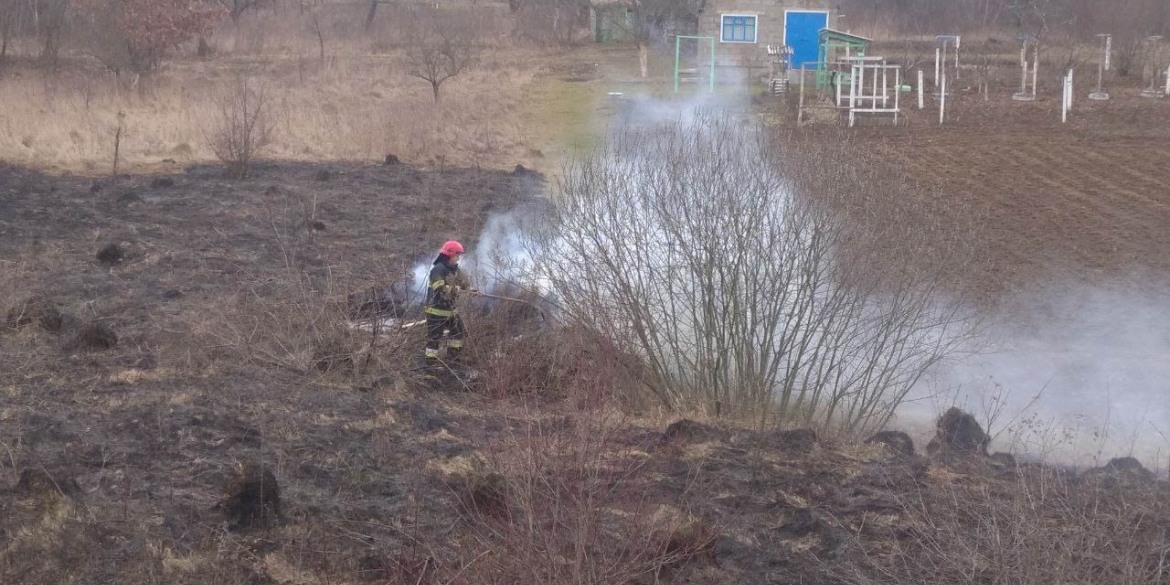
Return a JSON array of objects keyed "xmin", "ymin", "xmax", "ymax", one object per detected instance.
[
  {"xmin": 0, "ymin": 51, "xmax": 537, "ymax": 172},
  {"xmin": 0, "ymin": 0, "xmax": 540, "ymax": 174}
]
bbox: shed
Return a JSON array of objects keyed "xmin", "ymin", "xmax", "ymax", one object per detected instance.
[
  {"xmin": 816, "ymin": 28, "xmax": 870, "ymax": 88},
  {"xmin": 696, "ymin": 0, "xmax": 835, "ymax": 83}
]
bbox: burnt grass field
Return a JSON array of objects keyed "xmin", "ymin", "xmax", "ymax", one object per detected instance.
[{"xmin": 1, "ymin": 161, "xmax": 1169, "ymax": 584}]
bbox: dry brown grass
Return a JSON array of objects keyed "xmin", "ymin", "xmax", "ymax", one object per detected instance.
[
  {"xmin": 0, "ymin": 52, "xmax": 537, "ymax": 172},
  {"xmin": 0, "ymin": 2, "xmax": 540, "ymax": 173}
]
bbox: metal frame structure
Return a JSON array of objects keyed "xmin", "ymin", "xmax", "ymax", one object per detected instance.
[
  {"xmin": 674, "ymin": 35, "xmax": 716, "ymax": 93},
  {"xmin": 767, "ymin": 44, "xmax": 794, "ymax": 95},
  {"xmin": 846, "ymin": 57, "xmax": 901, "ymax": 127},
  {"xmin": 817, "ymin": 28, "xmax": 870, "ymax": 89},
  {"xmin": 935, "ymin": 34, "xmax": 960, "ymax": 88},
  {"xmin": 1089, "ymin": 33, "xmax": 1112, "ymax": 101},
  {"xmin": 1141, "ymin": 36, "xmax": 1166, "ymax": 98},
  {"xmin": 1013, "ymin": 34, "xmax": 1039, "ymax": 102}
]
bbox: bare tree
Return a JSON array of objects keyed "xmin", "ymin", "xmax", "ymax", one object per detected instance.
[
  {"xmin": 208, "ymin": 79, "xmax": 275, "ymax": 179},
  {"xmin": 0, "ymin": 0, "xmax": 19, "ymax": 68},
  {"xmin": 364, "ymin": 0, "xmax": 389, "ymax": 30},
  {"xmin": 614, "ymin": 0, "xmax": 704, "ymax": 78},
  {"xmin": 536, "ymin": 114, "xmax": 980, "ymax": 434},
  {"xmin": 405, "ymin": 8, "xmax": 477, "ymax": 102},
  {"xmin": 38, "ymin": 0, "xmax": 69, "ymax": 70}
]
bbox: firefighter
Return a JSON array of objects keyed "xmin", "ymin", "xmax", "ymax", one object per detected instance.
[{"xmin": 424, "ymin": 240, "xmax": 475, "ymax": 367}]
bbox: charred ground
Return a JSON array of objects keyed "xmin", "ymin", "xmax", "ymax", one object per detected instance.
[{"xmin": 1, "ymin": 161, "xmax": 1168, "ymax": 584}]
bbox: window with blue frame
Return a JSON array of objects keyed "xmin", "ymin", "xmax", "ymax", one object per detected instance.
[{"xmin": 720, "ymin": 14, "xmax": 757, "ymax": 43}]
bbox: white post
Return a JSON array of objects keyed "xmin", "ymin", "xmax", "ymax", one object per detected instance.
[
  {"xmin": 955, "ymin": 36, "xmax": 961, "ymax": 80},
  {"xmin": 882, "ymin": 66, "xmax": 888, "ymax": 108},
  {"xmin": 1105, "ymin": 35, "xmax": 1112, "ymax": 71},
  {"xmin": 1062, "ymin": 71, "xmax": 1071, "ymax": 123},
  {"xmin": 798, "ymin": 65, "xmax": 806, "ymax": 123},
  {"xmin": 894, "ymin": 67, "xmax": 901, "ymax": 125},
  {"xmin": 849, "ymin": 64, "xmax": 857, "ymax": 128},
  {"xmin": 942, "ymin": 40, "xmax": 949, "ymax": 85},
  {"xmin": 1019, "ymin": 43, "xmax": 1028, "ymax": 94},
  {"xmin": 1032, "ymin": 52, "xmax": 1039, "ymax": 96},
  {"xmin": 935, "ymin": 48, "xmax": 941, "ymax": 87},
  {"xmin": 940, "ymin": 68, "xmax": 946, "ymax": 125},
  {"xmin": 836, "ymin": 71, "xmax": 843, "ymax": 106},
  {"xmin": 1068, "ymin": 69, "xmax": 1073, "ymax": 108},
  {"xmin": 1165, "ymin": 65, "xmax": 1170, "ymax": 96},
  {"xmin": 858, "ymin": 61, "xmax": 865, "ymax": 109},
  {"xmin": 872, "ymin": 64, "xmax": 879, "ymax": 108},
  {"xmin": 918, "ymin": 70, "xmax": 925, "ymax": 109}
]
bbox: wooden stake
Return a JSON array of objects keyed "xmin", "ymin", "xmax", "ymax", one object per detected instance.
[{"xmin": 798, "ymin": 65, "xmax": 806, "ymax": 124}]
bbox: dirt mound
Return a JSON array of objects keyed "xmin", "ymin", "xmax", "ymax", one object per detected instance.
[
  {"xmin": 664, "ymin": 419, "xmax": 724, "ymax": 443},
  {"xmin": 866, "ymin": 430, "xmax": 916, "ymax": 457},
  {"xmin": 1083, "ymin": 456, "xmax": 1155, "ymax": 484},
  {"xmin": 383, "ymin": 154, "xmax": 401, "ymax": 166},
  {"xmin": 314, "ymin": 169, "xmax": 333, "ymax": 182},
  {"xmin": 96, "ymin": 243, "xmax": 125, "ymax": 265},
  {"xmin": 766, "ymin": 428, "xmax": 820, "ymax": 454},
  {"xmin": 511, "ymin": 164, "xmax": 542, "ymax": 180},
  {"xmin": 220, "ymin": 461, "xmax": 281, "ymax": 528},
  {"xmin": 6, "ymin": 296, "xmax": 64, "ymax": 332},
  {"xmin": 16, "ymin": 468, "xmax": 80, "ymax": 500},
  {"xmin": 73, "ymin": 322, "xmax": 118, "ymax": 350},
  {"xmin": 926, "ymin": 407, "xmax": 989, "ymax": 458}
]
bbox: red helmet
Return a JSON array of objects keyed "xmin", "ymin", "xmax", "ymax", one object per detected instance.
[{"xmin": 441, "ymin": 240, "xmax": 465, "ymax": 256}]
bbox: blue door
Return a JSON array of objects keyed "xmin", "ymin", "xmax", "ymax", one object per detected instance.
[{"xmin": 785, "ymin": 11, "xmax": 828, "ymax": 69}]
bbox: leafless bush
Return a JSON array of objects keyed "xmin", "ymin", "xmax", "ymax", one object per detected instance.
[
  {"xmin": 840, "ymin": 466, "xmax": 1170, "ymax": 584},
  {"xmin": 208, "ymin": 79, "xmax": 274, "ymax": 179},
  {"xmin": 405, "ymin": 7, "xmax": 478, "ymax": 102},
  {"xmin": 457, "ymin": 405, "xmax": 717, "ymax": 583},
  {"xmin": 538, "ymin": 114, "xmax": 980, "ymax": 435},
  {"xmin": 467, "ymin": 307, "xmax": 645, "ymax": 406}
]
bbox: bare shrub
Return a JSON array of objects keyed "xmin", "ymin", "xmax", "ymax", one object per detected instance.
[
  {"xmin": 839, "ymin": 466, "xmax": 1170, "ymax": 585},
  {"xmin": 464, "ymin": 298, "xmax": 640, "ymax": 403},
  {"xmin": 405, "ymin": 7, "xmax": 478, "ymax": 102},
  {"xmin": 208, "ymin": 79, "xmax": 274, "ymax": 179},
  {"xmin": 459, "ymin": 406, "xmax": 718, "ymax": 583},
  {"xmin": 538, "ymin": 114, "xmax": 980, "ymax": 435}
]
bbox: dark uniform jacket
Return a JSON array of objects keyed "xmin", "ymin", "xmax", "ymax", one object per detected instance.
[{"xmin": 425, "ymin": 261, "xmax": 469, "ymax": 317}]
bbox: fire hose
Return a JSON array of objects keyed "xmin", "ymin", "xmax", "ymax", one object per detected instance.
[
  {"xmin": 472, "ymin": 290, "xmax": 549, "ymax": 322},
  {"xmin": 398, "ymin": 290, "xmax": 548, "ymax": 330}
]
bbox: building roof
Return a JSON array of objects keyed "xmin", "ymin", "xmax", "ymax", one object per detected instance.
[{"xmin": 818, "ymin": 28, "xmax": 871, "ymax": 43}]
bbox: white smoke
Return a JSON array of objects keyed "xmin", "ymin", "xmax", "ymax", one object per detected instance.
[
  {"xmin": 446, "ymin": 89, "xmax": 1170, "ymax": 476},
  {"xmin": 898, "ymin": 281, "xmax": 1170, "ymax": 474},
  {"xmin": 462, "ymin": 211, "xmax": 550, "ymax": 296}
]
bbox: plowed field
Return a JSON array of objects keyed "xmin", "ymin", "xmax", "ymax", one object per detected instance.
[{"xmin": 851, "ymin": 94, "xmax": 1170, "ymax": 302}]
